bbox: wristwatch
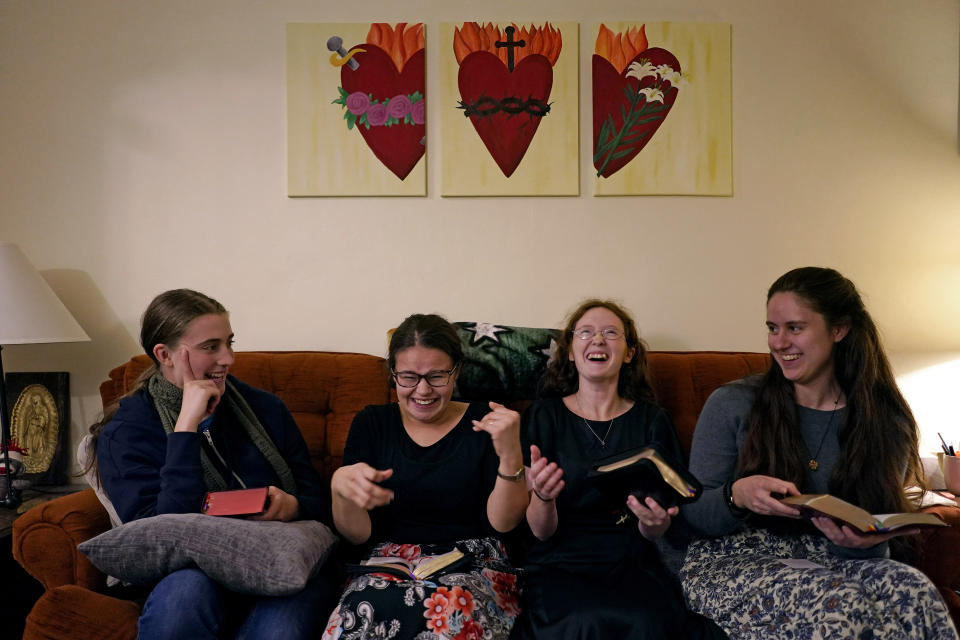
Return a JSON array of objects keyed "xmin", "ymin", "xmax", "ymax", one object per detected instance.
[
  {"xmin": 497, "ymin": 466, "xmax": 525, "ymax": 482},
  {"xmin": 724, "ymin": 480, "xmax": 749, "ymax": 518}
]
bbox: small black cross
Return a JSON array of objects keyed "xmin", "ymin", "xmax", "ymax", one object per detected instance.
[{"xmin": 495, "ymin": 26, "xmax": 526, "ymax": 72}]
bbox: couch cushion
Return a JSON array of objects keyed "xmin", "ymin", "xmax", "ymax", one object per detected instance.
[
  {"xmin": 647, "ymin": 351, "xmax": 770, "ymax": 454},
  {"xmin": 78, "ymin": 514, "xmax": 337, "ymax": 596}
]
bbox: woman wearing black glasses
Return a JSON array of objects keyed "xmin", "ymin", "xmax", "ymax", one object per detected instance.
[
  {"xmin": 513, "ymin": 299, "xmax": 725, "ymax": 640},
  {"xmin": 323, "ymin": 313, "xmax": 528, "ymax": 640}
]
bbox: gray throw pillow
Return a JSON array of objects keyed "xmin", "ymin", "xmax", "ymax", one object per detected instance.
[{"xmin": 78, "ymin": 513, "xmax": 338, "ymax": 595}]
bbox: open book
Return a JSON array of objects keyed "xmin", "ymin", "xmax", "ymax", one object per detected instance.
[
  {"xmin": 780, "ymin": 494, "xmax": 948, "ymax": 534},
  {"xmin": 201, "ymin": 487, "xmax": 269, "ymax": 517},
  {"xmin": 587, "ymin": 445, "xmax": 701, "ymax": 509},
  {"xmin": 350, "ymin": 548, "xmax": 467, "ymax": 581}
]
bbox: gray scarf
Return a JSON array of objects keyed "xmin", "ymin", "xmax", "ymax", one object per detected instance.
[{"xmin": 148, "ymin": 373, "xmax": 296, "ymax": 494}]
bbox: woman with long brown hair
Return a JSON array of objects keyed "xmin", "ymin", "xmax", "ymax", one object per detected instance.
[{"xmin": 682, "ymin": 267, "xmax": 956, "ymax": 638}]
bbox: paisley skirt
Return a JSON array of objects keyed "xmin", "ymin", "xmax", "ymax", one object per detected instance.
[
  {"xmin": 321, "ymin": 538, "xmax": 520, "ymax": 640},
  {"xmin": 681, "ymin": 528, "xmax": 958, "ymax": 640}
]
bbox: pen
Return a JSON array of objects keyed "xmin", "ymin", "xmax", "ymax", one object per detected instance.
[{"xmin": 938, "ymin": 433, "xmax": 954, "ymax": 456}]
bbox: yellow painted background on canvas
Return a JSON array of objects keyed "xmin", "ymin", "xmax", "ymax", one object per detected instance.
[
  {"xmin": 287, "ymin": 23, "xmax": 426, "ymax": 196},
  {"xmin": 593, "ymin": 22, "xmax": 731, "ymax": 196},
  {"xmin": 440, "ymin": 22, "xmax": 579, "ymax": 197}
]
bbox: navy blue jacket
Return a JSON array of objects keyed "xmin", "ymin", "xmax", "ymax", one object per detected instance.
[{"xmin": 97, "ymin": 375, "xmax": 330, "ymax": 525}]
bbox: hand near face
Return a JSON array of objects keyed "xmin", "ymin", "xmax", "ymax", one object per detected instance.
[
  {"xmin": 331, "ymin": 462, "xmax": 395, "ymax": 510},
  {"xmin": 472, "ymin": 402, "xmax": 523, "ymax": 465},
  {"xmin": 249, "ymin": 486, "xmax": 299, "ymax": 522},
  {"xmin": 810, "ymin": 516, "xmax": 917, "ymax": 549},
  {"xmin": 731, "ymin": 475, "xmax": 802, "ymax": 517},
  {"xmin": 529, "ymin": 444, "xmax": 564, "ymax": 501},
  {"xmin": 627, "ymin": 494, "xmax": 678, "ymax": 540},
  {"xmin": 174, "ymin": 348, "xmax": 222, "ymax": 432}
]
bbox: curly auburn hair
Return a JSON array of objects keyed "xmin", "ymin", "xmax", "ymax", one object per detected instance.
[{"xmin": 538, "ymin": 299, "xmax": 655, "ymax": 403}]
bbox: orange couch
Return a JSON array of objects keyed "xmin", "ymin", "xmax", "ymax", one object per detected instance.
[{"xmin": 13, "ymin": 350, "xmax": 960, "ymax": 639}]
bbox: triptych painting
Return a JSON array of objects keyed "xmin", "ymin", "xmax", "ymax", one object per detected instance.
[{"xmin": 286, "ymin": 21, "xmax": 731, "ymax": 197}]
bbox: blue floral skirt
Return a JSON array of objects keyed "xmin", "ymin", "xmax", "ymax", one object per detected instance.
[
  {"xmin": 322, "ymin": 538, "xmax": 520, "ymax": 640},
  {"xmin": 681, "ymin": 528, "xmax": 957, "ymax": 639}
]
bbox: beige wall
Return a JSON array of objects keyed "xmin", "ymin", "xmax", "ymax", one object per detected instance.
[{"xmin": 1, "ymin": 0, "xmax": 958, "ymax": 474}]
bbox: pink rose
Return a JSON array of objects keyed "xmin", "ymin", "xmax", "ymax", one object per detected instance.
[
  {"xmin": 365, "ymin": 102, "xmax": 388, "ymax": 126},
  {"xmin": 387, "ymin": 94, "xmax": 412, "ymax": 119},
  {"xmin": 345, "ymin": 92, "xmax": 369, "ymax": 116},
  {"xmin": 411, "ymin": 99, "xmax": 425, "ymax": 125}
]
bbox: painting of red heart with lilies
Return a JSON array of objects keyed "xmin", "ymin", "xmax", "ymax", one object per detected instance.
[
  {"xmin": 592, "ymin": 22, "xmax": 732, "ymax": 196},
  {"xmin": 441, "ymin": 22, "xmax": 579, "ymax": 196},
  {"xmin": 286, "ymin": 22, "xmax": 426, "ymax": 196}
]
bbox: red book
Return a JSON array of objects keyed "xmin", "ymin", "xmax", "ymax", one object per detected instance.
[{"xmin": 201, "ymin": 487, "xmax": 269, "ymax": 517}]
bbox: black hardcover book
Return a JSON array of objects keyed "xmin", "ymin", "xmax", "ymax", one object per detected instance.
[{"xmin": 586, "ymin": 444, "xmax": 702, "ymax": 509}]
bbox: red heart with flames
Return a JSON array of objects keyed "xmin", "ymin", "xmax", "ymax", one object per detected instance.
[
  {"xmin": 458, "ymin": 51, "xmax": 553, "ymax": 178},
  {"xmin": 593, "ymin": 47, "xmax": 680, "ymax": 178},
  {"xmin": 341, "ymin": 44, "xmax": 425, "ymax": 180}
]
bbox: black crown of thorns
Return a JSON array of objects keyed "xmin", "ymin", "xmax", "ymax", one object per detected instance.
[{"xmin": 457, "ymin": 95, "xmax": 552, "ymax": 118}]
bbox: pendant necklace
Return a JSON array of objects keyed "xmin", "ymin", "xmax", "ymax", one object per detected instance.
[
  {"xmin": 576, "ymin": 395, "xmax": 616, "ymax": 448},
  {"xmin": 808, "ymin": 393, "xmax": 840, "ymax": 471}
]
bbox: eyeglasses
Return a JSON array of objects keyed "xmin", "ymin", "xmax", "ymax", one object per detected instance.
[
  {"xmin": 572, "ymin": 328, "xmax": 624, "ymax": 341},
  {"xmin": 391, "ymin": 364, "xmax": 460, "ymax": 388}
]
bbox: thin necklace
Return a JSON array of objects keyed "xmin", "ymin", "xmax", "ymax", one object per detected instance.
[
  {"xmin": 808, "ymin": 393, "xmax": 840, "ymax": 471},
  {"xmin": 576, "ymin": 395, "xmax": 616, "ymax": 448}
]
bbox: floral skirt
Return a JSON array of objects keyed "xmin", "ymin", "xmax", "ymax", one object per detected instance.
[
  {"xmin": 321, "ymin": 538, "xmax": 520, "ymax": 640},
  {"xmin": 681, "ymin": 528, "xmax": 958, "ymax": 640}
]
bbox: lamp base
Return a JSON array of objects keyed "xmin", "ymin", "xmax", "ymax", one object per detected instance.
[{"xmin": 0, "ymin": 476, "xmax": 22, "ymax": 509}]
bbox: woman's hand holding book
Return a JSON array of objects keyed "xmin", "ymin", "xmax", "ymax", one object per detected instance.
[{"xmin": 731, "ymin": 475, "xmax": 801, "ymax": 517}]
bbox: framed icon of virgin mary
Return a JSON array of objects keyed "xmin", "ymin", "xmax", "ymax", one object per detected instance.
[{"xmin": 4, "ymin": 372, "xmax": 69, "ymax": 486}]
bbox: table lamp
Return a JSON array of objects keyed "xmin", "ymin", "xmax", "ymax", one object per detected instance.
[{"xmin": 0, "ymin": 242, "xmax": 89, "ymax": 508}]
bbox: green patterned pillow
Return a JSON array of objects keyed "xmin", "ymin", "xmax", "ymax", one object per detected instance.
[{"xmin": 452, "ymin": 322, "xmax": 560, "ymax": 404}]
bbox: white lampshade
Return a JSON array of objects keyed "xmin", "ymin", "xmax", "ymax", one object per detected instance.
[{"xmin": 0, "ymin": 242, "xmax": 89, "ymax": 344}]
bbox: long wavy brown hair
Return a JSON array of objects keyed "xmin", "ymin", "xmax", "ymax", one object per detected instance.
[
  {"xmin": 736, "ymin": 267, "xmax": 922, "ymax": 515},
  {"xmin": 539, "ymin": 299, "xmax": 655, "ymax": 403}
]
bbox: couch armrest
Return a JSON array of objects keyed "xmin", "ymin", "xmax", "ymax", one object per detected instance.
[
  {"xmin": 23, "ymin": 585, "xmax": 139, "ymax": 640},
  {"xmin": 13, "ymin": 488, "xmax": 111, "ymax": 592},
  {"xmin": 917, "ymin": 505, "xmax": 960, "ymax": 625}
]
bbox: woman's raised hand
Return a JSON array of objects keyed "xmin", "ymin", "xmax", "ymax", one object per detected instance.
[
  {"xmin": 174, "ymin": 348, "xmax": 222, "ymax": 432},
  {"xmin": 529, "ymin": 444, "xmax": 564, "ymax": 501},
  {"xmin": 472, "ymin": 402, "xmax": 523, "ymax": 468},
  {"xmin": 331, "ymin": 462, "xmax": 395, "ymax": 510},
  {"xmin": 731, "ymin": 474, "xmax": 802, "ymax": 517}
]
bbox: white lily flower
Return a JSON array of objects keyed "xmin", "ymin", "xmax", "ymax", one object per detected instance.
[
  {"xmin": 626, "ymin": 60, "xmax": 657, "ymax": 82},
  {"xmin": 656, "ymin": 65, "xmax": 684, "ymax": 89},
  {"xmin": 638, "ymin": 87, "xmax": 665, "ymax": 103}
]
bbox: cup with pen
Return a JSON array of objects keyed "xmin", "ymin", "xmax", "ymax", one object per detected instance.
[{"xmin": 938, "ymin": 433, "xmax": 960, "ymax": 494}]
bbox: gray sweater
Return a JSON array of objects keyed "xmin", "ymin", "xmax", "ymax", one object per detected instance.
[{"xmin": 682, "ymin": 376, "xmax": 886, "ymax": 559}]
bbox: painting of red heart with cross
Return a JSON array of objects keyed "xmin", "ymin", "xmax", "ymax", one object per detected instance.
[
  {"xmin": 592, "ymin": 24, "xmax": 684, "ymax": 179},
  {"xmin": 454, "ymin": 22, "xmax": 562, "ymax": 178}
]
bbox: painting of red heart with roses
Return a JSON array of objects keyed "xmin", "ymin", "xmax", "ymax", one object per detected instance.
[
  {"xmin": 339, "ymin": 45, "xmax": 425, "ymax": 180},
  {"xmin": 334, "ymin": 23, "xmax": 425, "ymax": 181}
]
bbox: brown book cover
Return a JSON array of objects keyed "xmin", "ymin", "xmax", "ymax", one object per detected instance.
[
  {"xmin": 201, "ymin": 487, "xmax": 269, "ymax": 517},
  {"xmin": 780, "ymin": 494, "xmax": 948, "ymax": 534}
]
